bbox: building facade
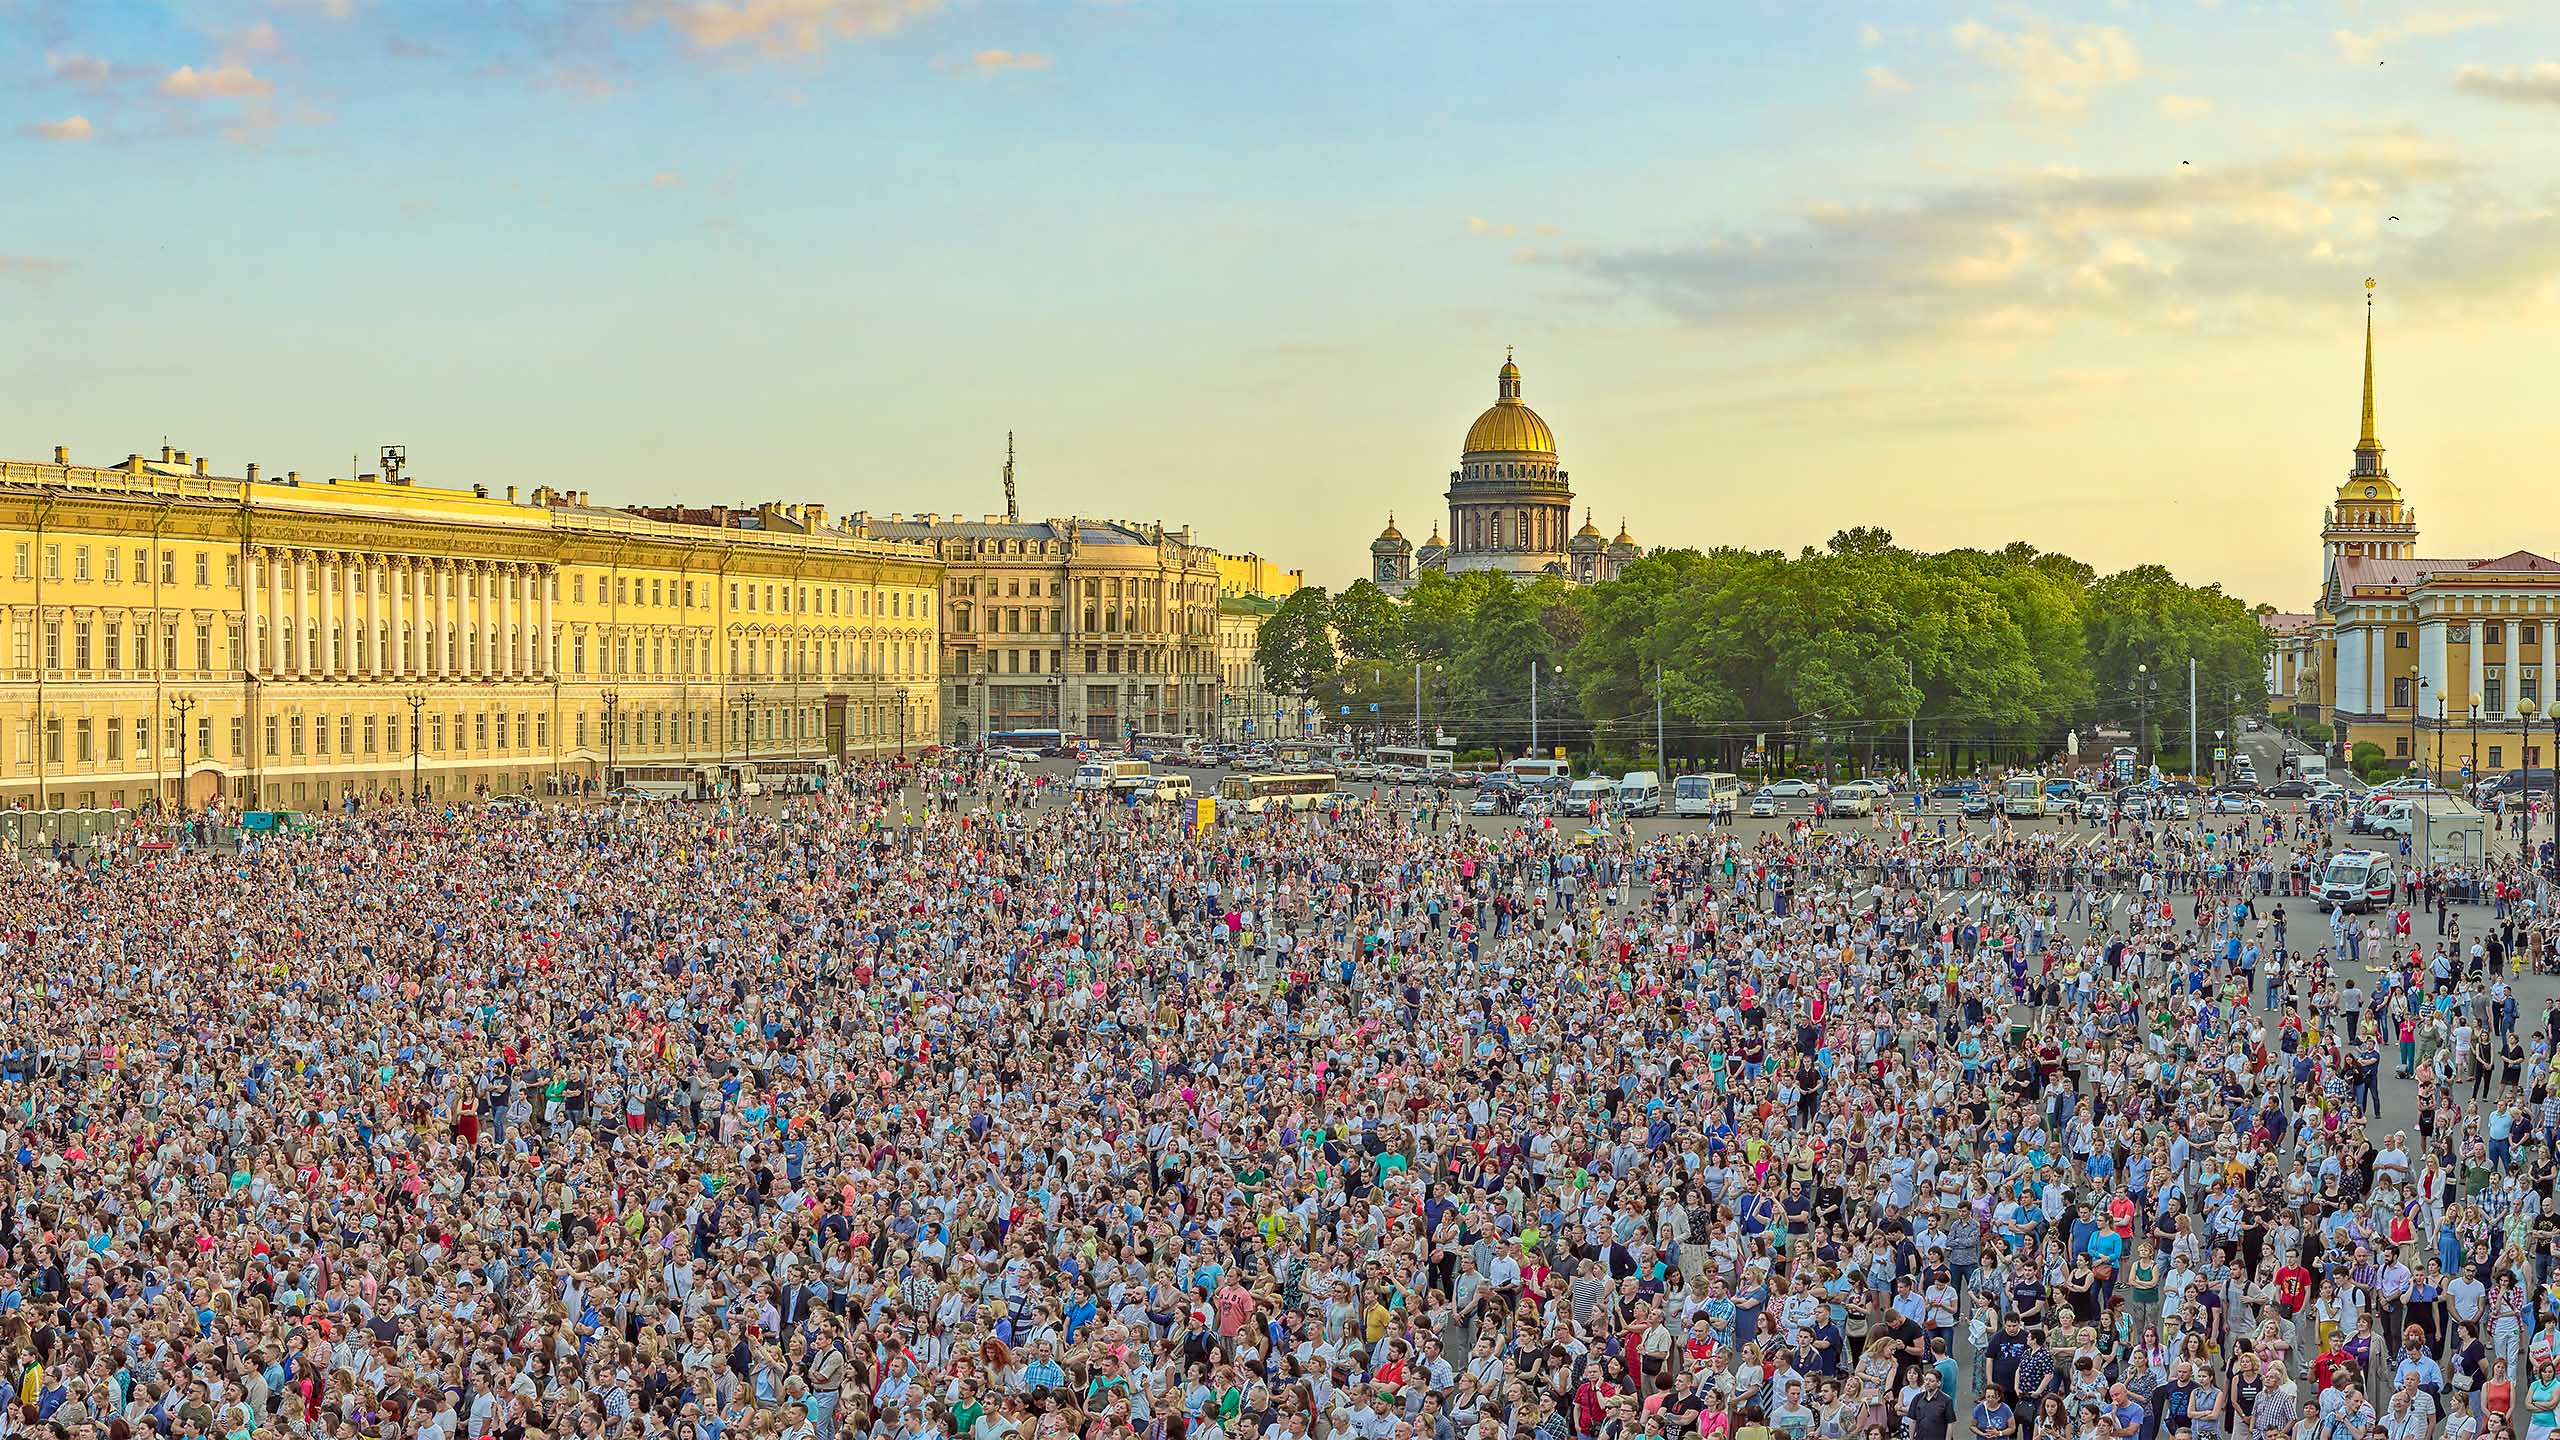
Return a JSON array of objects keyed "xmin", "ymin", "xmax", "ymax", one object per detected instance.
[
  {"xmin": 1210, "ymin": 551, "xmax": 1300, "ymax": 744},
  {"xmin": 1372, "ymin": 352, "xmax": 1639, "ymax": 594},
  {"xmin": 862, "ymin": 513, "xmax": 1222, "ymax": 746},
  {"xmin": 0, "ymin": 445, "xmax": 941, "ymax": 812},
  {"xmin": 2264, "ymin": 283, "xmax": 2560, "ymax": 777}
]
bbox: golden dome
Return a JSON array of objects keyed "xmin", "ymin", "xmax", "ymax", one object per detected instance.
[
  {"xmin": 1463, "ymin": 350, "xmax": 1557, "ymax": 456},
  {"xmin": 1614, "ymin": 519, "xmax": 1635, "ymax": 545},
  {"xmin": 1376, "ymin": 513, "xmax": 1405, "ymax": 543},
  {"xmin": 1575, "ymin": 510, "xmax": 1604, "ymax": 540}
]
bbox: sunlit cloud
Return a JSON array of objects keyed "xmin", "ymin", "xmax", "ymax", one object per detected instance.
[
  {"xmin": 1951, "ymin": 18, "xmax": 2142, "ymax": 119},
  {"xmin": 2455, "ymin": 60, "xmax": 2560, "ymax": 106},
  {"xmin": 21, "ymin": 115, "xmax": 94, "ymax": 141},
  {"xmin": 2334, "ymin": 10, "xmax": 2500, "ymax": 64},
  {"xmin": 1577, "ymin": 128, "xmax": 2543, "ymax": 346},
  {"xmin": 1864, "ymin": 65, "xmax": 1912, "ymax": 95},
  {"xmin": 651, "ymin": 169, "xmax": 684, "ymax": 188},
  {"xmin": 935, "ymin": 49, "xmax": 1053, "ymax": 74},
  {"xmin": 2158, "ymin": 94, "xmax": 2212, "ymax": 120},
  {"xmin": 1465, "ymin": 216, "xmax": 1519, "ymax": 238},
  {"xmin": 633, "ymin": 0, "xmax": 948, "ymax": 58},
  {"xmin": 159, "ymin": 64, "xmax": 276, "ymax": 99}
]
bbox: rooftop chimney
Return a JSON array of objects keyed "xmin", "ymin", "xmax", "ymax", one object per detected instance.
[
  {"xmin": 506, "ymin": 485, "xmax": 519, "ymax": 504},
  {"xmin": 160, "ymin": 445, "xmax": 175, "ymax": 464},
  {"xmin": 246, "ymin": 463, "xmax": 260, "ymax": 483},
  {"xmin": 286, "ymin": 470, "xmax": 300, "ymax": 484},
  {"xmin": 194, "ymin": 457, "xmax": 208, "ymax": 476},
  {"xmin": 52, "ymin": 445, "xmax": 67, "ymax": 464}
]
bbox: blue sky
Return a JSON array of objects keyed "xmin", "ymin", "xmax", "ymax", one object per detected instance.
[{"xmin": 6, "ymin": 0, "xmax": 2559, "ymax": 607}]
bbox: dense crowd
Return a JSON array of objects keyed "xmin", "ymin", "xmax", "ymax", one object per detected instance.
[{"xmin": 5, "ymin": 758, "xmax": 2560, "ymax": 1440}]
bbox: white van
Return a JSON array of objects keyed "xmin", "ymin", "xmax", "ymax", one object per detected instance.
[
  {"xmin": 2317, "ymin": 850, "xmax": 2395, "ymax": 912},
  {"xmin": 1617, "ymin": 771, "xmax": 1663, "ymax": 817},
  {"xmin": 1145, "ymin": 774, "xmax": 1193, "ymax": 804},
  {"xmin": 2297, "ymin": 754, "xmax": 2329, "ymax": 783},
  {"xmin": 1507, "ymin": 758, "xmax": 1572, "ymax": 786},
  {"xmin": 1567, "ymin": 777, "xmax": 1620, "ymax": 813}
]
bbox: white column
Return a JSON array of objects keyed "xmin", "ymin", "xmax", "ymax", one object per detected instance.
[
  {"xmin": 342, "ymin": 554, "xmax": 361, "ymax": 675},
  {"xmin": 468, "ymin": 563, "xmax": 486, "ymax": 678},
  {"xmin": 317, "ymin": 552, "xmax": 339, "ymax": 680},
  {"xmin": 360, "ymin": 557, "xmax": 378, "ymax": 677},
  {"xmin": 2471, "ymin": 618, "xmax": 2488, "ymax": 722},
  {"xmin": 2416, "ymin": 617, "xmax": 2437, "ymax": 722},
  {"xmin": 2338, "ymin": 621, "xmax": 2367, "ymax": 718},
  {"xmin": 2508, "ymin": 609, "xmax": 2529, "ymax": 717},
  {"xmin": 269, "ymin": 549, "xmax": 288, "ymax": 676},
  {"xmin": 2529, "ymin": 609, "xmax": 2549, "ymax": 712},
  {"xmin": 291, "ymin": 551, "xmax": 311, "ymax": 679},
  {"xmin": 389, "ymin": 561, "xmax": 406, "ymax": 677},
  {"xmin": 505, "ymin": 565, "xmax": 524, "ymax": 679},
  {"xmin": 244, "ymin": 548, "xmax": 263, "ymax": 677},
  {"xmin": 436, "ymin": 562, "xmax": 455, "ymax": 678},
  {"xmin": 539, "ymin": 569, "xmax": 555, "ymax": 678}
]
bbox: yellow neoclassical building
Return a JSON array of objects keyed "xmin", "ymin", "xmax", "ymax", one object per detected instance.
[
  {"xmin": 0, "ymin": 444, "xmax": 941, "ymax": 812},
  {"xmin": 2265, "ymin": 284, "xmax": 2560, "ymax": 779}
]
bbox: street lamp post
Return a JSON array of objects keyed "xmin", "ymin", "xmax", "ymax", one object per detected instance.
[
  {"xmin": 2409, "ymin": 669, "xmax": 2428, "ymax": 778},
  {"xmin": 2526, "ymin": 699, "xmax": 2560, "ymax": 884},
  {"xmin": 734, "ymin": 689, "xmax": 757, "ymax": 782},
  {"xmin": 601, "ymin": 689, "xmax": 622, "ymax": 793},
  {"xmin": 169, "ymin": 693, "xmax": 198, "ymax": 818},
  {"xmin": 2470, "ymin": 701, "xmax": 2482, "ymax": 782},
  {"xmin": 2136, "ymin": 663, "xmax": 2152, "ymax": 769},
  {"xmin": 404, "ymin": 690, "xmax": 427, "ymax": 804}
]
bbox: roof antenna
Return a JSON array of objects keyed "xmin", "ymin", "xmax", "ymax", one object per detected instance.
[{"xmin": 1002, "ymin": 431, "xmax": 1018, "ymax": 523}]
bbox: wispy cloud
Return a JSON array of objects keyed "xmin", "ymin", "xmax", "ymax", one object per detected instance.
[
  {"xmin": 535, "ymin": 62, "xmax": 621, "ymax": 101},
  {"xmin": 1465, "ymin": 216, "xmax": 1519, "ymax": 238},
  {"xmin": 20, "ymin": 115, "xmax": 94, "ymax": 141},
  {"xmin": 269, "ymin": 0, "xmax": 359, "ymax": 17},
  {"xmin": 2335, "ymin": 9, "xmax": 2500, "ymax": 64},
  {"xmin": 650, "ymin": 169, "xmax": 684, "ymax": 188},
  {"xmin": 633, "ymin": 0, "xmax": 948, "ymax": 58},
  {"xmin": 2158, "ymin": 93, "xmax": 2212, "ymax": 120},
  {"xmin": 0, "ymin": 258, "xmax": 72, "ymax": 284},
  {"xmin": 46, "ymin": 52, "xmax": 152, "ymax": 94},
  {"xmin": 1863, "ymin": 65, "xmax": 1911, "ymax": 96},
  {"xmin": 936, "ymin": 48, "xmax": 1052, "ymax": 74},
  {"xmin": 159, "ymin": 64, "xmax": 276, "ymax": 99},
  {"xmin": 1577, "ymin": 128, "xmax": 2544, "ymax": 348},
  {"xmin": 1951, "ymin": 18, "xmax": 2142, "ymax": 120},
  {"xmin": 2455, "ymin": 60, "xmax": 2560, "ymax": 106}
]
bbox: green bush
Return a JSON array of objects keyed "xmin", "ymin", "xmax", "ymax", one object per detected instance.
[{"xmin": 2350, "ymin": 741, "xmax": 2390, "ymax": 783}]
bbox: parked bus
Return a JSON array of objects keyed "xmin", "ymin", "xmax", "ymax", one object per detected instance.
[
  {"xmin": 1131, "ymin": 732, "xmax": 1203, "ymax": 762},
  {"xmin": 987, "ymin": 728, "xmax": 1065, "ymax": 755},
  {"xmin": 753, "ymin": 757, "xmax": 840, "ymax": 795},
  {"xmin": 1217, "ymin": 772, "xmax": 1337, "ymax": 813},
  {"xmin": 1672, "ymin": 771, "xmax": 1742, "ymax": 820},
  {"xmin": 1073, "ymin": 758, "xmax": 1153, "ymax": 792},
  {"xmin": 1375, "ymin": 745, "xmax": 1455, "ymax": 774},
  {"xmin": 1274, "ymin": 742, "xmax": 1353, "ymax": 771},
  {"xmin": 614, "ymin": 764, "xmax": 712, "ymax": 801},
  {"xmin": 2002, "ymin": 773, "xmax": 2049, "ymax": 818}
]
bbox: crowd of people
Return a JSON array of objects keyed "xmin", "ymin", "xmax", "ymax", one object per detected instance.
[{"xmin": 5, "ymin": 754, "xmax": 2560, "ymax": 1440}]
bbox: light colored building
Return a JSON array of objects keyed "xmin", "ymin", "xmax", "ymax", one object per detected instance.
[
  {"xmin": 1371, "ymin": 351, "xmax": 1640, "ymax": 593},
  {"xmin": 1215, "ymin": 551, "xmax": 1303, "ymax": 602},
  {"xmin": 2267, "ymin": 282, "xmax": 2560, "ymax": 778},
  {"xmin": 0, "ymin": 444, "xmax": 941, "ymax": 812},
  {"xmin": 858, "ymin": 512, "xmax": 1223, "ymax": 746},
  {"xmin": 1216, "ymin": 592, "xmax": 1282, "ymax": 742}
]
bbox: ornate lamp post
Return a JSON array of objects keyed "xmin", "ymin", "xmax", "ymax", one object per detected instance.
[
  {"xmin": 734, "ymin": 689, "xmax": 758, "ymax": 782},
  {"xmin": 600, "ymin": 689, "xmax": 622, "ymax": 793},
  {"xmin": 168, "ymin": 693, "xmax": 198, "ymax": 818},
  {"xmin": 404, "ymin": 690, "xmax": 427, "ymax": 804}
]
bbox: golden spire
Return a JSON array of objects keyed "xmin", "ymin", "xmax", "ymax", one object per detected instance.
[{"xmin": 2359, "ymin": 277, "xmax": 2378, "ymax": 450}]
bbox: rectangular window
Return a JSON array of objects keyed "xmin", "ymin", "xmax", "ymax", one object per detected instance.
[
  {"xmin": 225, "ymin": 554, "xmax": 238, "ymax": 588},
  {"xmin": 43, "ymin": 545, "xmax": 58, "ymax": 580},
  {"xmin": 339, "ymin": 715, "xmax": 353, "ymax": 753},
  {"xmin": 102, "ymin": 624, "xmax": 120, "ymax": 672},
  {"xmin": 313, "ymin": 715, "xmax": 328, "ymax": 755},
  {"xmin": 2490, "ymin": 744, "xmax": 2505, "ymax": 769},
  {"xmin": 364, "ymin": 715, "xmax": 378, "ymax": 754},
  {"xmin": 164, "ymin": 625, "xmax": 177, "ymax": 671},
  {"xmin": 2395, "ymin": 630, "xmax": 2410, "ymax": 649},
  {"xmin": 2395, "ymin": 734, "xmax": 2409, "ymax": 757},
  {"xmin": 196, "ymin": 625, "xmax": 211, "ymax": 671},
  {"xmin": 75, "ymin": 720, "xmax": 92, "ymax": 763},
  {"xmin": 105, "ymin": 549, "xmax": 121, "ymax": 583},
  {"xmin": 230, "ymin": 716, "xmax": 244, "ymax": 758},
  {"xmin": 2393, "ymin": 676, "xmax": 2412, "ymax": 708},
  {"xmin": 10, "ymin": 544, "xmax": 25, "ymax": 580},
  {"xmin": 264, "ymin": 716, "xmax": 278, "ymax": 757},
  {"xmin": 105, "ymin": 720, "xmax": 121, "ymax": 762},
  {"xmin": 161, "ymin": 551, "xmax": 175, "ymax": 584},
  {"xmin": 73, "ymin": 623, "xmax": 91, "ymax": 673},
  {"xmin": 195, "ymin": 553, "xmax": 209, "ymax": 587},
  {"xmin": 291, "ymin": 716, "xmax": 306, "ymax": 755},
  {"xmin": 73, "ymin": 547, "xmax": 89, "ymax": 581},
  {"xmin": 2485, "ymin": 669, "xmax": 2505, "ymax": 714},
  {"xmin": 43, "ymin": 719, "xmax": 61, "ymax": 765}
]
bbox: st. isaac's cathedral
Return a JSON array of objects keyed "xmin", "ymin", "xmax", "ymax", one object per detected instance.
[{"xmin": 1370, "ymin": 351, "xmax": 1639, "ymax": 595}]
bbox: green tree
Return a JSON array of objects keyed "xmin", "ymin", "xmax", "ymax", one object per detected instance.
[
  {"xmin": 1254, "ymin": 587, "xmax": 1336, "ymax": 701},
  {"xmin": 1329, "ymin": 580, "xmax": 1407, "ymax": 663}
]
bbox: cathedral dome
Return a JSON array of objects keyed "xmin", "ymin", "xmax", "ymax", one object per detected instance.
[{"xmin": 1462, "ymin": 353, "xmax": 1558, "ymax": 456}]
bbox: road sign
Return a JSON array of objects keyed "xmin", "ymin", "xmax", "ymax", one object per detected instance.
[{"xmin": 2214, "ymin": 746, "xmax": 2227, "ymax": 763}]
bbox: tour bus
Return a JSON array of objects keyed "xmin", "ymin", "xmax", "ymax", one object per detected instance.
[
  {"xmin": 1073, "ymin": 758, "xmax": 1153, "ymax": 792},
  {"xmin": 1274, "ymin": 742, "xmax": 1354, "ymax": 771},
  {"xmin": 614, "ymin": 764, "xmax": 711, "ymax": 801},
  {"xmin": 1375, "ymin": 746, "xmax": 1456, "ymax": 777},
  {"xmin": 753, "ymin": 757, "xmax": 840, "ymax": 795},
  {"xmin": 2003, "ymin": 773, "xmax": 2049, "ymax": 818},
  {"xmin": 1217, "ymin": 772, "xmax": 1338, "ymax": 813},
  {"xmin": 2317, "ymin": 849, "xmax": 2396, "ymax": 912},
  {"xmin": 1672, "ymin": 772, "xmax": 1743, "ymax": 820}
]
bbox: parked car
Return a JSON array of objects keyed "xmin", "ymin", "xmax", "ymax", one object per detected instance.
[
  {"xmin": 1468, "ymin": 793, "xmax": 1506, "ymax": 816},
  {"xmin": 1761, "ymin": 778, "xmax": 1822, "ymax": 798},
  {"xmin": 1748, "ymin": 791, "xmax": 1781, "ymax": 818},
  {"xmin": 2075, "ymin": 795, "xmax": 2115, "ymax": 821},
  {"xmin": 2205, "ymin": 792, "xmax": 2266, "ymax": 814},
  {"xmin": 2261, "ymin": 779, "xmax": 2315, "ymax": 799}
]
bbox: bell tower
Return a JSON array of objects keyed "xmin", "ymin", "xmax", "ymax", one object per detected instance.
[{"xmin": 2322, "ymin": 278, "xmax": 2417, "ymax": 597}]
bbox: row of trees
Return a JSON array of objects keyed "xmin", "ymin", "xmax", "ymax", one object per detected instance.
[{"xmin": 1255, "ymin": 529, "xmax": 2271, "ymax": 774}]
